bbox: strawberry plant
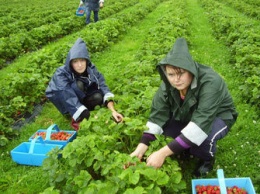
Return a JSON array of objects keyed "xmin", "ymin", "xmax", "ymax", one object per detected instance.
[{"xmin": 42, "ymin": 124, "xmax": 186, "ymax": 193}]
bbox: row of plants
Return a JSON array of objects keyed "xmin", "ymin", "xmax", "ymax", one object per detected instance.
[
  {"xmin": 216, "ymin": 0, "xmax": 259, "ymax": 19},
  {"xmin": 242, "ymin": 0, "xmax": 260, "ymax": 6},
  {"xmin": 237, "ymin": 0, "xmax": 260, "ymax": 7},
  {"xmin": 0, "ymin": 4, "xmax": 75, "ymax": 27},
  {"xmin": 0, "ymin": 0, "xmax": 125, "ymax": 33},
  {"xmin": 0, "ymin": 0, "xmax": 138, "ymax": 69},
  {"xmin": 0, "ymin": 0, "xmax": 75, "ymax": 18},
  {"xmin": 0, "ymin": 0, "xmax": 166, "ymax": 146},
  {"xmin": 134, "ymin": 8, "xmax": 190, "ymax": 64},
  {"xmin": 198, "ymin": 0, "xmax": 260, "ymax": 117},
  {"xmin": 0, "ymin": 8, "xmax": 73, "ymax": 38},
  {"xmin": 41, "ymin": 1, "xmax": 191, "ymax": 193}
]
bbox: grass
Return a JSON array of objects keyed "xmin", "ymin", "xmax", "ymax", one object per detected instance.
[
  {"xmin": 0, "ymin": 0, "xmax": 259, "ymax": 193},
  {"xmin": 186, "ymin": 0, "xmax": 260, "ymax": 192}
]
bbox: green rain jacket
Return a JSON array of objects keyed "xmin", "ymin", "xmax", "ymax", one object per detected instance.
[{"xmin": 145, "ymin": 38, "xmax": 238, "ymax": 146}]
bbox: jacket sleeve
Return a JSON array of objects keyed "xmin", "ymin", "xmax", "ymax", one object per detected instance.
[
  {"xmin": 182, "ymin": 77, "xmax": 228, "ymax": 146},
  {"xmin": 144, "ymin": 83, "xmax": 171, "ymax": 135}
]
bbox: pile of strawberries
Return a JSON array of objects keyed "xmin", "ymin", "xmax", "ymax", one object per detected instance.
[
  {"xmin": 78, "ymin": 10, "xmax": 84, "ymax": 14},
  {"xmin": 195, "ymin": 185, "xmax": 248, "ymax": 194},
  {"xmin": 32, "ymin": 131, "xmax": 72, "ymax": 141}
]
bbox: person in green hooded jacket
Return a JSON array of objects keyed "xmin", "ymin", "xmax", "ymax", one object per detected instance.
[{"xmin": 130, "ymin": 37, "xmax": 238, "ymax": 177}]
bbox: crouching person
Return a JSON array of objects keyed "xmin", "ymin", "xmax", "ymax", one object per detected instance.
[
  {"xmin": 130, "ymin": 37, "xmax": 238, "ymax": 177},
  {"xmin": 45, "ymin": 38, "xmax": 123, "ymax": 130}
]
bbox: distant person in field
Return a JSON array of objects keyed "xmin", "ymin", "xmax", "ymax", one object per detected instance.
[
  {"xmin": 45, "ymin": 38, "xmax": 123, "ymax": 130},
  {"xmin": 130, "ymin": 37, "xmax": 238, "ymax": 177},
  {"xmin": 79, "ymin": 0, "xmax": 104, "ymax": 25}
]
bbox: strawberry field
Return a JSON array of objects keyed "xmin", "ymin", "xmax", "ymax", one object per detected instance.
[{"xmin": 0, "ymin": 0, "xmax": 259, "ymax": 193}]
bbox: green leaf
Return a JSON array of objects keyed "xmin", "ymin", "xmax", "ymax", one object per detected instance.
[
  {"xmin": 68, "ymin": 158, "xmax": 77, "ymax": 166},
  {"xmin": 156, "ymin": 171, "xmax": 169, "ymax": 185},
  {"xmin": 118, "ymin": 168, "xmax": 132, "ymax": 180},
  {"xmin": 74, "ymin": 170, "xmax": 92, "ymax": 188},
  {"xmin": 124, "ymin": 186, "xmax": 146, "ymax": 194},
  {"xmin": 129, "ymin": 171, "xmax": 140, "ymax": 185}
]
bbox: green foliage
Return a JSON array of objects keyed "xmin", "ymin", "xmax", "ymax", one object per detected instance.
[
  {"xmin": 40, "ymin": 187, "xmax": 61, "ymax": 194},
  {"xmin": 42, "ymin": 88, "xmax": 186, "ymax": 193},
  {"xmin": 199, "ymin": 0, "xmax": 260, "ymax": 116},
  {"xmin": 42, "ymin": 129, "xmax": 185, "ymax": 193},
  {"xmin": 0, "ymin": 0, "xmax": 137, "ymax": 69},
  {"xmin": 216, "ymin": 0, "xmax": 260, "ymax": 19}
]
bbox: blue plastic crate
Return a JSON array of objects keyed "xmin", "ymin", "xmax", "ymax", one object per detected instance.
[
  {"xmin": 76, "ymin": 7, "xmax": 85, "ymax": 16},
  {"xmin": 29, "ymin": 124, "xmax": 77, "ymax": 148},
  {"xmin": 11, "ymin": 136, "xmax": 63, "ymax": 166},
  {"xmin": 192, "ymin": 169, "xmax": 256, "ymax": 194}
]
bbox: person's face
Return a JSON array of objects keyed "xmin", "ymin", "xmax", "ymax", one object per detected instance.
[
  {"xmin": 165, "ymin": 65, "xmax": 193, "ymax": 93},
  {"xmin": 71, "ymin": 58, "xmax": 87, "ymax": 74}
]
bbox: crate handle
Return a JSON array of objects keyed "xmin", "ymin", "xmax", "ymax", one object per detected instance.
[
  {"xmin": 217, "ymin": 169, "xmax": 227, "ymax": 194},
  {"xmin": 45, "ymin": 124, "xmax": 60, "ymax": 140},
  {"xmin": 29, "ymin": 136, "xmax": 44, "ymax": 154}
]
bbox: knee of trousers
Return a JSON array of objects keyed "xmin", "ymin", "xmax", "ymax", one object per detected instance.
[
  {"xmin": 83, "ymin": 92, "xmax": 103, "ymax": 110},
  {"xmin": 190, "ymin": 139, "xmax": 217, "ymax": 160}
]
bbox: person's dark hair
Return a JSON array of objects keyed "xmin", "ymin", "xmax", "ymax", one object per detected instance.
[{"xmin": 163, "ymin": 65, "xmax": 184, "ymax": 79}]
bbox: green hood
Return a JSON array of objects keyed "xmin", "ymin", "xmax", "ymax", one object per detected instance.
[{"xmin": 157, "ymin": 38, "xmax": 198, "ymax": 86}]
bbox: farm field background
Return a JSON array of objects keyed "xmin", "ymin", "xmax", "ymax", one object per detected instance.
[{"xmin": 0, "ymin": 0, "xmax": 259, "ymax": 193}]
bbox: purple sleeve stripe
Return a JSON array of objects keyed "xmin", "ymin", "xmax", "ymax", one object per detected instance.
[
  {"xmin": 175, "ymin": 136, "xmax": 190, "ymax": 149},
  {"xmin": 143, "ymin": 133, "xmax": 156, "ymax": 140}
]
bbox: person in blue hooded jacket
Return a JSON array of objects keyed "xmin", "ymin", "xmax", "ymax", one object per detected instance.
[
  {"xmin": 45, "ymin": 38, "xmax": 123, "ymax": 130},
  {"xmin": 130, "ymin": 38, "xmax": 238, "ymax": 177}
]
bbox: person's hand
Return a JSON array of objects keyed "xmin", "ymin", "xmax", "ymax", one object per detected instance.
[
  {"xmin": 146, "ymin": 150, "xmax": 167, "ymax": 169},
  {"xmin": 111, "ymin": 111, "xmax": 123, "ymax": 123},
  {"xmin": 99, "ymin": 2, "xmax": 104, "ymax": 8},
  {"xmin": 79, "ymin": 0, "xmax": 84, "ymax": 6},
  {"xmin": 130, "ymin": 149, "xmax": 143, "ymax": 160},
  {"xmin": 146, "ymin": 146, "xmax": 174, "ymax": 168},
  {"xmin": 106, "ymin": 101, "xmax": 123, "ymax": 123},
  {"xmin": 130, "ymin": 143, "xmax": 148, "ymax": 160}
]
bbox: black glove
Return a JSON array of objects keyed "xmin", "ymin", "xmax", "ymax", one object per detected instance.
[{"xmin": 77, "ymin": 109, "xmax": 90, "ymax": 122}]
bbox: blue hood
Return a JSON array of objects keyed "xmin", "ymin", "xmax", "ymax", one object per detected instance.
[{"xmin": 64, "ymin": 38, "xmax": 91, "ymax": 71}]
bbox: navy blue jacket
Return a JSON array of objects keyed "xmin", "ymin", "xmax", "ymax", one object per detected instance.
[
  {"xmin": 82, "ymin": 0, "xmax": 103, "ymax": 11},
  {"xmin": 45, "ymin": 38, "xmax": 114, "ymax": 121}
]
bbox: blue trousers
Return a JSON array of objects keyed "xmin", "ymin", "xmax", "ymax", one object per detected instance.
[
  {"xmin": 163, "ymin": 118, "xmax": 230, "ymax": 161},
  {"xmin": 48, "ymin": 81, "xmax": 103, "ymax": 116},
  {"xmin": 85, "ymin": 9, "xmax": 99, "ymax": 24}
]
